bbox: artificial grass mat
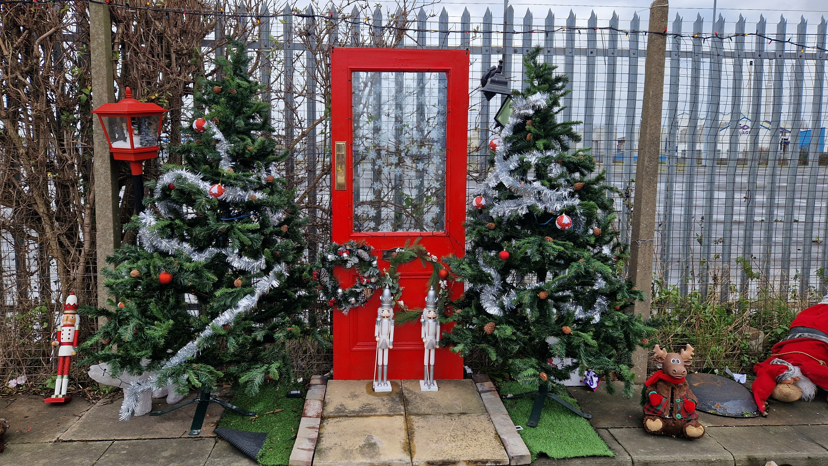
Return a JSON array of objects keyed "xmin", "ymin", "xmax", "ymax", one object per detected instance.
[
  {"xmin": 217, "ymin": 381, "xmax": 305, "ymax": 465},
  {"xmin": 497, "ymin": 381, "xmax": 613, "ymax": 461}
]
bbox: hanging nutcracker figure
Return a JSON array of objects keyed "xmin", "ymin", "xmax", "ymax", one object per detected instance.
[
  {"xmin": 45, "ymin": 292, "xmax": 80, "ymax": 403},
  {"xmin": 373, "ymin": 287, "xmax": 395, "ymax": 393},
  {"xmin": 421, "ymin": 287, "xmax": 440, "ymax": 391}
]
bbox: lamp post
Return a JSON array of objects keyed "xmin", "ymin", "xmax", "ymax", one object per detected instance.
[{"xmin": 92, "ymin": 87, "xmax": 167, "ymax": 213}]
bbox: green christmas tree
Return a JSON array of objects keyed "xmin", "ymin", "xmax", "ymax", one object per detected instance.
[
  {"xmin": 444, "ymin": 47, "xmax": 652, "ymax": 395},
  {"xmin": 81, "ymin": 40, "xmax": 319, "ymax": 418}
]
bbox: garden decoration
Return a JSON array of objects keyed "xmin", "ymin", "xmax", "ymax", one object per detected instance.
[
  {"xmin": 642, "ymin": 344, "xmax": 705, "ymax": 438},
  {"xmin": 317, "ymin": 239, "xmax": 452, "ymax": 319},
  {"xmin": 45, "ymin": 292, "xmax": 79, "ymax": 404},
  {"xmin": 91, "ymin": 87, "xmax": 167, "ymax": 214},
  {"xmin": 80, "ymin": 39, "xmax": 313, "ymax": 423},
  {"xmin": 373, "ymin": 287, "xmax": 395, "ymax": 393},
  {"xmin": 752, "ymin": 298, "xmax": 828, "ymax": 415},
  {"xmin": 444, "ymin": 46, "xmax": 651, "ymax": 428},
  {"xmin": 87, "ymin": 361, "xmax": 186, "ymax": 417},
  {"xmin": 421, "ymin": 287, "xmax": 440, "ymax": 391}
]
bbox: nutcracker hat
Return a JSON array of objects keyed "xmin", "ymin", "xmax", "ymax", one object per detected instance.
[
  {"xmin": 377, "ymin": 287, "xmax": 394, "ymax": 318},
  {"xmin": 422, "ymin": 287, "xmax": 438, "ymax": 320},
  {"xmin": 64, "ymin": 292, "xmax": 78, "ymax": 313}
]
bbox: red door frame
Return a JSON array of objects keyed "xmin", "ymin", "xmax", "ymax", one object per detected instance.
[{"xmin": 330, "ymin": 48, "xmax": 469, "ymax": 380}]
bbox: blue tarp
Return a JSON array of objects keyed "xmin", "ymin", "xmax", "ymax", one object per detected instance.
[{"xmin": 799, "ymin": 128, "xmax": 826, "ymax": 153}]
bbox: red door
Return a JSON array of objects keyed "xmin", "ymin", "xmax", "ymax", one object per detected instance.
[{"xmin": 330, "ymin": 48, "xmax": 469, "ymax": 380}]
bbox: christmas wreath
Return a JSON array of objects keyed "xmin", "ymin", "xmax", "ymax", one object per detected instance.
[{"xmin": 316, "ymin": 239, "xmax": 454, "ymax": 322}]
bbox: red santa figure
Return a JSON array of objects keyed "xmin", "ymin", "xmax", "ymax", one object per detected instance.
[{"xmin": 45, "ymin": 292, "xmax": 79, "ymax": 403}]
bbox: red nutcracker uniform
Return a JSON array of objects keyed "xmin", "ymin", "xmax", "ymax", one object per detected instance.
[{"xmin": 45, "ymin": 292, "xmax": 79, "ymax": 403}]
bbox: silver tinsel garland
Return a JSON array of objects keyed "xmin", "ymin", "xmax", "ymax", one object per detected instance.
[
  {"xmin": 137, "ymin": 211, "xmax": 268, "ymax": 272},
  {"xmin": 154, "ymin": 168, "xmax": 267, "ymax": 206},
  {"xmin": 474, "ymin": 250, "xmax": 518, "ymax": 316},
  {"xmin": 479, "ymin": 92, "xmax": 581, "ymax": 219},
  {"xmin": 118, "ymin": 264, "xmax": 286, "ymax": 420}
]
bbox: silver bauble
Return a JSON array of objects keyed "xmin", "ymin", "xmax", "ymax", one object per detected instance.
[{"xmin": 337, "ymin": 288, "xmax": 343, "ymax": 296}]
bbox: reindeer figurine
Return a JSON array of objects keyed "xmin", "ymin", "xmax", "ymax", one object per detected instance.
[{"xmin": 642, "ymin": 344, "xmax": 705, "ymax": 438}]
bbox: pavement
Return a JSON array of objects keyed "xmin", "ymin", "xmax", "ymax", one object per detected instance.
[
  {"xmin": 303, "ymin": 377, "xmax": 527, "ymax": 466},
  {"xmin": 1, "ymin": 378, "xmax": 828, "ymax": 465}
]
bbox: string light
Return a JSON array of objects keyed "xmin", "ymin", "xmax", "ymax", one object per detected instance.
[{"xmin": 1, "ymin": 0, "xmax": 827, "ymax": 54}]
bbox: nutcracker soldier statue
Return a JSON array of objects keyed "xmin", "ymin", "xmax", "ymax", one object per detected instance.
[
  {"xmin": 421, "ymin": 287, "xmax": 440, "ymax": 391},
  {"xmin": 45, "ymin": 292, "xmax": 79, "ymax": 403},
  {"xmin": 373, "ymin": 287, "xmax": 395, "ymax": 393}
]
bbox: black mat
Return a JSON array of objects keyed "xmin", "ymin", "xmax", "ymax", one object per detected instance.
[
  {"xmin": 215, "ymin": 427, "xmax": 268, "ymax": 460},
  {"xmin": 687, "ymin": 373, "xmax": 761, "ymax": 418}
]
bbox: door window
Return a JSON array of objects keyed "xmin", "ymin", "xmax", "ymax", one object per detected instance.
[{"xmin": 351, "ymin": 71, "xmax": 448, "ymax": 232}]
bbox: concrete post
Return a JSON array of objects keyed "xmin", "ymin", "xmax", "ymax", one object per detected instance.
[
  {"xmin": 629, "ymin": 0, "xmax": 668, "ymax": 382},
  {"xmin": 90, "ymin": 2, "xmax": 120, "ymax": 320}
]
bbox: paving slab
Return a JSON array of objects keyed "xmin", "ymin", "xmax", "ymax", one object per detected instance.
[
  {"xmin": 532, "ymin": 429, "xmax": 631, "ymax": 466},
  {"xmin": 95, "ymin": 438, "xmax": 215, "ymax": 466},
  {"xmin": 706, "ymin": 425, "xmax": 828, "ymax": 466},
  {"xmin": 0, "ymin": 440, "xmax": 111, "ymax": 465},
  {"xmin": 314, "ymin": 415, "xmax": 411, "ymax": 466},
  {"xmin": 402, "ymin": 379, "xmax": 487, "ymax": 415},
  {"xmin": 407, "ymin": 413, "xmax": 509, "ymax": 466},
  {"xmin": 3, "ymin": 395, "xmax": 93, "ymax": 443},
  {"xmin": 608, "ymin": 427, "xmax": 733, "ymax": 466},
  {"xmin": 322, "ymin": 379, "xmax": 404, "ymax": 417},
  {"xmin": 794, "ymin": 425, "xmax": 828, "ymax": 450},
  {"xmin": 60, "ymin": 393, "xmax": 224, "ymax": 441},
  {"xmin": 205, "ymin": 437, "xmax": 258, "ymax": 465},
  {"xmin": 567, "ymin": 383, "xmax": 642, "ymax": 429}
]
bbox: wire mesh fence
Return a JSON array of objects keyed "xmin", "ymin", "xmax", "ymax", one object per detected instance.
[{"xmin": 3, "ymin": 1, "xmax": 828, "ymax": 382}]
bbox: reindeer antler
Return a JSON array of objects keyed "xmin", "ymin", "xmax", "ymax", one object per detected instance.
[
  {"xmin": 652, "ymin": 344, "xmax": 668, "ymax": 360},
  {"xmin": 680, "ymin": 344, "xmax": 695, "ymax": 361}
]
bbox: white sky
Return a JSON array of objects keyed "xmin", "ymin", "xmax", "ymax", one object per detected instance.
[{"xmin": 354, "ymin": 0, "xmax": 828, "ymax": 34}]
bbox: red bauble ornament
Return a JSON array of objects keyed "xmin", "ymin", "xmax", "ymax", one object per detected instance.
[
  {"xmin": 499, "ymin": 250, "xmax": 510, "ymax": 261},
  {"xmin": 209, "ymin": 184, "xmax": 225, "ymax": 198},
  {"xmin": 193, "ymin": 118, "xmax": 208, "ymax": 133},
  {"xmin": 473, "ymin": 196, "xmax": 486, "ymax": 210},
  {"xmin": 168, "ymin": 183, "xmax": 175, "ymax": 190},
  {"xmin": 438, "ymin": 268, "xmax": 449, "ymax": 280},
  {"xmin": 158, "ymin": 271, "xmax": 173, "ymax": 284},
  {"xmin": 489, "ymin": 138, "xmax": 501, "ymax": 152},
  {"xmin": 556, "ymin": 214, "xmax": 573, "ymax": 231}
]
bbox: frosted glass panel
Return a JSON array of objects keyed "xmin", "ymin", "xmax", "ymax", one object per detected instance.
[{"xmin": 352, "ymin": 71, "xmax": 447, "ymax": 232}]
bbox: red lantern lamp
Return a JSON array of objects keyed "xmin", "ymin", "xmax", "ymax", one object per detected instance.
[{"xmin": 92, "ymin": 87, "xmax": 167, "ymax": 212}]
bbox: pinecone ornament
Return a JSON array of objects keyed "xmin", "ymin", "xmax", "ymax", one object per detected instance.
[
  {"xmin": 484, "ymin": 322, "xmax": 496, "ymax": 335},
  {"xmin": 574, "ymin": 182, "xmax": 585, "ymax": 190},
  {"xmin": 562, "ymin": 326, "xmax": 572, "ymax": 335},
  {"xmin": 539, "ymin": 372, "xmax": 548, "ymax": 381}
]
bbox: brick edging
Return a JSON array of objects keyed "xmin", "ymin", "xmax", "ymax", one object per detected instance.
[
  {"xmin": 473, "ymin": 374, "xmax": 532, "ymax": 466},
  {"xmin": 288, "ymin": 375, "xmax": 327, "ymax": 466}
]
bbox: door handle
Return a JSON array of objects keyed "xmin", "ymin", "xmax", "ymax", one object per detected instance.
[{"xmin": 335, "ymin": 141, "xmax": 346, "ymax": 190}]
